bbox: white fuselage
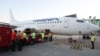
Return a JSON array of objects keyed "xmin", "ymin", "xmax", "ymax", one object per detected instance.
[{"xmin": 11, "ymin": 17, "xmax": 100, "ymax": 35}]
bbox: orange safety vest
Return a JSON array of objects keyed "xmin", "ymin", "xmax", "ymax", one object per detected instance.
[
  {"xmin": 17, "ymin": 33, "xmax": 23, "ymax": 40},
  {"xmin": 20, "ymin": 33, "xmax": 24, "ymax": 40},
  {"xmin": 11, "ymin": 32, "xmax": 16, "ymax": 41}
]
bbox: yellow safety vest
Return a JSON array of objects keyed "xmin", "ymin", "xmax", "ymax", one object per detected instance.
[
  {"xmin": 23, "ymin": 33, "xmax": 27, "ymax": 38},
  {"xmin": 41, "ymin": 33, "xmax": 44, "ymax": 38},
  {"xmin": 90, "ymin": 36, "xmax": 95, "ymax": 42},
  {"xmin": 32, "ymin": 33, "xmax": 36, "ymax": 39}
]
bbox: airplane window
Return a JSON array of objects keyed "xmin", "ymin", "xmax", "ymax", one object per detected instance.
[
  {"xmin": 76, "ymin": 20, "xmax": 84, "ymax": 23},
  {"xmin": 52, "ymin": 21, "xmax": 54, "ymax": 23},
  {"xmin": 55, "ymin": 21, "xmax": 56, "ymax": 23},
  {"xmin": 60, "ymin": 21, "xmax": 62, "ymax": 23}
]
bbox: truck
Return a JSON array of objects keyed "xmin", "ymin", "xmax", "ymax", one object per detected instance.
[{"xmin": 0, "ymin": 22, "xmax": 15, "ymax": 51}]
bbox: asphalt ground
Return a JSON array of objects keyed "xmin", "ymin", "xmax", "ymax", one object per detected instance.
[
  {"xmin": 53, "ymin": 35, "xmax": 100, "ymax": 50},
  {"xmin": 0, "ymin": 35, "xmax": 100, "ymax": 56}
]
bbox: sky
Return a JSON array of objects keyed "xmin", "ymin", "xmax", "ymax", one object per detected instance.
[{"xmin": 0, "ymin": 0, "xmax": 100, "ymax": 23}]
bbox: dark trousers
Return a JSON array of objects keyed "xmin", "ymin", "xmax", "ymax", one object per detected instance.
[
  {"xmin": 23, "ymin": 38, "xmax": 26, "ymax": 46},
  {"xmin": 11, "ymin": 40, "xmax": 16, "ymax": 51},
  {"xmin": 44, "ymin": 37, "xmax": 48, "ymax": 42},
  {"xmin": 49, "ymin": 37, "xmax": 52, "ymax": 41},
  {"xmin": 91, "ymin": 41, "xmax": 94, "ymax": 49},
  {"xmin": 31, "ymin": 39, "xmax": 35, "ymax": 45},
  {"xmin": 18, "ymin": 39, "xmax": 23, "ymax": 51}
]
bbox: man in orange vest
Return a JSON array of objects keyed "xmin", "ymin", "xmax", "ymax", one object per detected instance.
[
  {"xmin": 16, "ymin": 30, "xmax": 23, "ymax": 51},
  {"xmin": 11, "ymin": 30, "xmax": 17, "ymax": 51}
]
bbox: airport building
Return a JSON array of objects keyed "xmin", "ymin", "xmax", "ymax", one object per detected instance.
[
  {"xmin": 88, "ymin": 19, "xmax": 100, "ymax": 27},
  {"xmin": 83, "ymin": 16, "xmax": 100, "ymax": 27},
  {"xmin": 85, "ymin": 18, "xmax": 100, "ymax": 35}
]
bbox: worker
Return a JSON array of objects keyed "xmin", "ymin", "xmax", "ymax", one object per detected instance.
[
  {"xmin": 11, "ymin": 30, "xmax": 17, "ymax": 51},
  {"xmin": 16, "ymin": 30, "xmax": 23, "ymax": 51},
  {"xmin": 31, "ymin": 31, "xmax": 36, "ymax": 44},
  {"xmin": 41, "ymin": 31, "xmax": 45, "ymax": 42},
  {"xmin": 48, "ymin": 32, "xmax": 52, "ymax": 41},
  {"xmin": 22, "ymin": 31, "xmax": 27, "ymax": 46},
  {"xmin": 44, "ymin": 33, "xmax": 49, "ymax": 42},
  {"xmin": 90, "ymin": 33, "xmax": 96, "ymax": 49}
]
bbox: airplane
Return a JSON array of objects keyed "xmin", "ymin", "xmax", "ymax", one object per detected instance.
[{"xmin": 9, "ymin": 10, "xmax": 100, "ymax": 35}]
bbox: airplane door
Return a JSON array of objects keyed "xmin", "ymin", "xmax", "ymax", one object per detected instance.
[{"xmin": 63, "ymin": 18, "xmax": 69, "ymax": 28}]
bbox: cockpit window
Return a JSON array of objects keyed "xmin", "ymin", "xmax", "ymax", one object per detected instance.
[{"xmin": 76, "ymin": 20, "xmax": 84, "ymax": 23}]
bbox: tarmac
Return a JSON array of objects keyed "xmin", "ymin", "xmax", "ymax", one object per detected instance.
[{"xmin": 0, "ymin": 35, "xmax": 100, "ymax": 56}]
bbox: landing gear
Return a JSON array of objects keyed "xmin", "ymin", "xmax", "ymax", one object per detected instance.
[{"xmin": 83, "ymin": 34, "xmax": 90, "ymax": 39}]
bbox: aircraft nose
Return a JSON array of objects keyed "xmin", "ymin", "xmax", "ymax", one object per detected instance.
[
  {"xmin": 94, "ymin": 25, "xmax": 100, "ymax": 31},
  {"xmin": 89, "ymin": 24, "xmax": 100, "ymax": 31}
]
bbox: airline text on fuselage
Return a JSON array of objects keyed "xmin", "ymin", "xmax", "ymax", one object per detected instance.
[{"xmin": 33, "ymin": 18, "xmax": 59, "ymax": 22}]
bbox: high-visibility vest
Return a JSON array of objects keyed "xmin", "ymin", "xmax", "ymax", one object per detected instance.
[
  {"xmin": 23, "ymin": 32, "xmax": 26, "ymax": 38},
  {"xmin": 41, "ymin": 33, "xmax": 44, "ymax": 38},
  {"xmin": 90, "ymin": 36, "xmax": 95, "ymax": 42},
  {"xmin": 32, "ymin": 32, "xmax": 36, "ymax": 39},
  {"xmin": 11, "ymin": 32, "xmax": 16, "ymax": 41}
]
